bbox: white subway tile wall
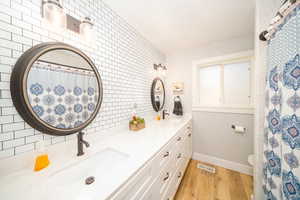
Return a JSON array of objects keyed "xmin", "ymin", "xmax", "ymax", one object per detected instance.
[{"xmin": 0, "ymin": 0, "xmax": 165, "ymax": 159}]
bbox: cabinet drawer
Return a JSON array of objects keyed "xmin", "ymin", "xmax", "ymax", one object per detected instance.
[
  {"xmin": 163, "ymin": 162, "xmax": 187, "ymax": 200},
  {"xmin": 110, "ymin": 162, "xmax": 154, "ymax": 200},
  {"xmin": 174, "ymin": 142, "xmax": 185, "ymax": 169},
  {"xmin": 156, "ymin": 138, "xmax": 175, "ymax": 168},
  {"xmin": 174, "ymin": 130, "xmax": 185, "ymax": 153},
  {"xmin": 161, "ymin": 169, "xmax": 182, "ymax": 200},
  {"xmin": 174, "ymin": 132, "xmax": 187, "ymax": 168},
  {"xmin": 186, "ymin": 129, "xmax": 193, "ymax": 159},
  {"xmin": 151, "ymin": 161, "xmax": 175, "ymax": 199},
  {"xmin": 184, "ymin": 122, "xmax": 192, "ymax": 139},
  {"xmin": 139, "ymin": 178, "xmax": 157, "ymax": 200},
  {"xmin": 172, "ymin": 169, "xmax": 185, "ymax": 198},
  {"xmin": 159, "ymin": 163, "xmax": 174, "ymax": 195}
]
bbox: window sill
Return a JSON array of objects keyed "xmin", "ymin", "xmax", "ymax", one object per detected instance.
[{"xmin": 192, "ymin": 105, "xmax": 254, "ymax": 115}]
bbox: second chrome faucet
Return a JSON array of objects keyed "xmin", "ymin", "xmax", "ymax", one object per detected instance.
[
  {"xmin": 162, "ymin": 110, "xmax": 169, "ymax": 120},
  {"xmin": 77, "ymin": 131, "xmax": 90, "ymax": 156}
]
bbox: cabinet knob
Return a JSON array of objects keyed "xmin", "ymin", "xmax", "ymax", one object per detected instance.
[
  {"xmin": 188, "ymin": 133, "xmax": 192, "ymax": 137},
  {"xmin": 163, "ymin": 151, "xmax": 169, "ymax": 158},
  {"xmin": 177, "ymin": 137, "xmax": 182, "ymax": 141},
  {"xmin": 187, "ymin": 126, "xmax": 191, "ymax": 129},
  {"xmin": 178, "ymin": 172, "xmax": 182, "ymax": 178},
  {"xmin": 177, "ymin": 153, "xmax": 182, "ymax": 159},
  {"xmin": 163, "ymin": 172, "xmax": 170, "ymax": 181}
]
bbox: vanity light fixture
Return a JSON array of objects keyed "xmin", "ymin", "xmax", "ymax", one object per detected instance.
[
  {"xmin": 42, "ymin": 0, "xmax": 66, "ymax": 28},
  {"xmin": 42, "ymin": 0, "xmax": 94, "ymax": 41},
  {"xmin": 80, "ymin": 17, "xmax": 94, "ymax": 42},
  {"xmin": 154, "ymin": 64, "xmax": 167, "ymax": 76}
]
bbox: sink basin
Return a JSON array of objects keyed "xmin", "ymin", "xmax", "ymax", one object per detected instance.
[
  {"xmin": 160, "ymin": 117, "xmax": 183, "ymax": 127},
  {"xmin": 47, "ymin": 148, "xmax": 129, "ymax": 188},
  {"xmin": 0, "ymin": 148, "xmax": 130, "ymax": 200},
  {"xmin": 168, "ymin": 116, "xmax": 184, "ymax": 122}
]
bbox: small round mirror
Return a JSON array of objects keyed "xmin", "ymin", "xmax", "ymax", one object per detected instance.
[
  {"xmin": 151, "ymin": 77, "xmax": 165, "ymax": 112},
  {"xmin": 11, "ymin": 43, "xmax": 103, "ymax": 136}
]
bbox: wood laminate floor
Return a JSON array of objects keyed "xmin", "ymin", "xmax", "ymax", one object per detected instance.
[{"xmin": 174, "ymin": 160, "xmax": 253, "ymax": 200}]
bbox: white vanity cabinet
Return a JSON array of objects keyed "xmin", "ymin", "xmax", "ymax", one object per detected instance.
[{"xmin": 110, "ymin": 120, "xmax": 192, "ymax": 200}]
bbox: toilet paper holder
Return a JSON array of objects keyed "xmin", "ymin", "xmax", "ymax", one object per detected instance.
[{"xmin": 231, "ymin": 125, "xmax": 246, "ymax": 133}]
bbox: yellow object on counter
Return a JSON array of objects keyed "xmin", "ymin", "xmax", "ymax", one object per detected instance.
[
  {"xmin": 34, "ymin": 154, "xmax": 50, "ymax": 172},
  {"xmin": 156, "ymin": 115, "xmax": 161, "ymax": 121}
]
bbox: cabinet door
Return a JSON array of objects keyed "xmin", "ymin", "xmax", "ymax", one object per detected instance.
[
  {"xmin": 171, "ymin": 169, "xmax": 185, "ymax": 199},
  {"xmin": 139, "ymin": 179, "xmax": 159, "ymax": 200},
  {"xmin": 150, "ymin": 160, "xmax": 175, "ymax": 200},
  {"xmin": 140, "ymin": 189, "xmax": 156, "ymax": 200},
  {"xmin": 184, "ymin": 122, "xmax": 192, "ymax": 160},
  {"xmin": 187, "ymin": 127, "xmax": 192, "ymax": 159},
  {"xmin": 161, "ymin": 168, "xmax": 184, "ymax": 200},
  {"xmin": 110, "ymin": 163, "xmax": 154, "ymax": 200}
]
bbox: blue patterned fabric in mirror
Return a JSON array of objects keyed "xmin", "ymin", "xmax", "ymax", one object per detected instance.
[{"xmin": 27, "ymin": 61, "xmax": 99, "ymax": 129}]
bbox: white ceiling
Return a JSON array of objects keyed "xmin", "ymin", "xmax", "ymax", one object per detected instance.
[{"xmin": 103, "ymin": 0, "xmax": 255, "ymax": 55}]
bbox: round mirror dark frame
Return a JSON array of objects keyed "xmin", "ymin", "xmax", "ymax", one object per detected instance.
[
  {"xmin": 10, "ymin": 42, "xmax": 103, "ymax": 136},
  {"xmin": 151, "ymin": 77, "xmax": 166, "ymax": 112}
]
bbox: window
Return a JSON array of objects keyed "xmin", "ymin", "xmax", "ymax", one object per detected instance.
[
  {"xmin": 192, "ymin": 51, "xmax": 254, "ymax": 114},
  {"xmin": 198, "ymin": 65, "xmax": 221, "ymax": 105},
  {"xmin": 223, "ymin": 62, "xmax": 251, "ymax": 106}
]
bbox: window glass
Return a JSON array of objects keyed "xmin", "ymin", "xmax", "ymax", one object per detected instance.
[
  {"xmin": 198, "ymin": 65, "xmax": 221, "ymax": 106},
  {"xmin": 224, "ymin": 62, "xmax": 251, "ymax": 105}
]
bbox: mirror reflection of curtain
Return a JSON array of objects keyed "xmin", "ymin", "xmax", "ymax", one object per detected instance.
[
  {"xmin": 155, "ymin": 95, "xmax": 161, "ymax": 110},
  {"xmin": 27, "ymin": 61, "xmax": 99, "ymax": 129},
  {"xmin": 263, "ymin": 5, "xmax": 300, "ymax": 200}
]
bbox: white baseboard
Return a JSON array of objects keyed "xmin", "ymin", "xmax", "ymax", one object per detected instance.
[{"xmin": 192, "ymin": 152, "xmax": 253, "ymax": 176}]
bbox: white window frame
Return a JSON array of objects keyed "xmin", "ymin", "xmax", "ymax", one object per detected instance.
[{"xmin": 192, "ymin": 51, "xmax": 254, "ymax": 114}]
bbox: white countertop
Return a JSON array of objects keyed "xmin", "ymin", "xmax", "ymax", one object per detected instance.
[{"xmin": 0, "ymin": 114, "xmax": 192, "ymax": 200}]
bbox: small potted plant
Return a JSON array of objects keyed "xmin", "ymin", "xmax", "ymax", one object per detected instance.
[{"xmin": 129, "ymin": 116, "xmax": 145, "ymax": 131}]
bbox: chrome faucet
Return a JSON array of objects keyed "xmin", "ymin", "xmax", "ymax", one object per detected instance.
[
  {"xmin": 162, "ymin": 109, "xmax": 169, "ymax": 120},
  {"xmin": 77, "ymin": 131, "xmax": 90, "ymax": 156}
]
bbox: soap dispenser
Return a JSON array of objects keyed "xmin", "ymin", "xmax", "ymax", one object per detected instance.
[{"xmin": 34, "ymin": 139, "xmax": 50, "ymax": 172}]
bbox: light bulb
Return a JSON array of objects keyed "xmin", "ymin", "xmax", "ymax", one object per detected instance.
[
  {"xmin": 158, "ymin": 67, "xmax": 163, "ymax": 75},
  {"xmin": 42, "ymin": 0, "xmax": 66, "ymax": 28},
  {"xmin": 80, "ymin": 17, "xmax": 94, "ymax": 42},
  {"xmin": 162, "ymin": 69, "xmax": 166, "ymax": 77}
]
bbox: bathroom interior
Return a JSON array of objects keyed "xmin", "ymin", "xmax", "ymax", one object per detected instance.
[{"xmin": 0, "ymin": 0, "xmax": 298, "ymax": 199}]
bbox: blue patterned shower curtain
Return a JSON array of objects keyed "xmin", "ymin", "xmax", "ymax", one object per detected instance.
[{"xmin": 263, "ymin": 5, "xmax": 300, "ymax": 200}]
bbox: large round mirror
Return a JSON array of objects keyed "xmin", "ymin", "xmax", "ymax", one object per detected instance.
[
  {"xmin": 151, "ymin": 77, "xmax": 165, "ymax": 112},
  {"xmin": 11, "ymin": 42, "xmax": 103, "ymax": 136}
]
